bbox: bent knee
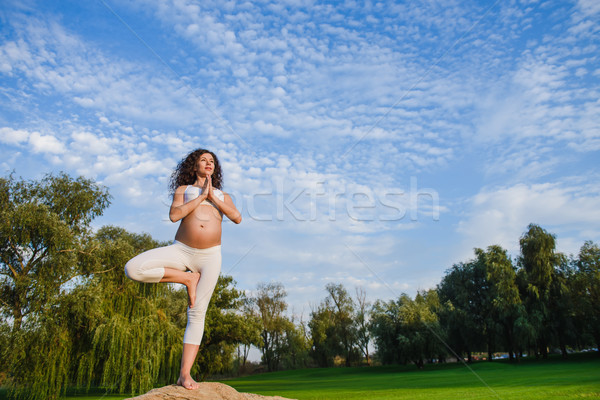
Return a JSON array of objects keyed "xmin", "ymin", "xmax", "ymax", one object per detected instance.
[
  {"xmin": 187, "ymin": 306, "xmax": 209, "ymax": 322},
  {"xmin": 124, "ymin": 260, "xmax": 136, "ymax": 281},
  {"xmin": 124, "ymin": 259, "xmax": 145, "ymax": 282}
]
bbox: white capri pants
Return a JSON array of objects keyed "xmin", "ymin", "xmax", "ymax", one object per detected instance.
[{"xmin": 124, "ymin": 240, "xmax": 221, "ymax": 345}]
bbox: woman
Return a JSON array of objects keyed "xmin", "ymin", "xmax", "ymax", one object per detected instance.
[{"xmin": 124, "ymin": 148, "xmax": 242, "ymax": 389}]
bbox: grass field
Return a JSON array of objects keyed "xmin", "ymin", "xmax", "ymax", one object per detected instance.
[
  {"xmin": 2, "ymin": 354, "xmax": 598, "ymax": 399},
  {"xmin": 223, "ymin": 354, "xmax": 600, "ymax": 400}
]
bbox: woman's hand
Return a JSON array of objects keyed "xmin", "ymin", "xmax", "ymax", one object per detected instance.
[
  {"xmin": 202, "ymin": 177, "xmax": 242, "ymax": 224},
  {"xmin": 204, "ymin": 176, "xmax": 216, "ymax": 202}
]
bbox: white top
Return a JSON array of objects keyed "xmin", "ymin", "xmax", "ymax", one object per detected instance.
[{"xmin": 183, "ymin": 185, "xmax": 224, "ymax": 215}]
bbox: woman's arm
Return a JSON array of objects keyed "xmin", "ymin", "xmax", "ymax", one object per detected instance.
[
  {"xmin": 212, "ymin": 193, "xmax": 242, "ymax": 224},
  {"xmin": 169, "ymin": 185, "xmax": 206, "ymax": 222}
]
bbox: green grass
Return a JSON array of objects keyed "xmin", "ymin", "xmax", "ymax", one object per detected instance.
[
  {"xmin": 223, "ymin": 354, "xmax": 600, "ymax": 400},
  {"xmin": 2, "ymin": 354, "xmax": 598, "ymax": 399}
]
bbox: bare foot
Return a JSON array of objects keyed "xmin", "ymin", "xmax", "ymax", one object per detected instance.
[
  {"xmin": 177, "ymin": 375, "xmax": 200, "ymax": 390},
  {"xmin": 186, "ymin": 272, "xmax": 201, "ymax": 308}
]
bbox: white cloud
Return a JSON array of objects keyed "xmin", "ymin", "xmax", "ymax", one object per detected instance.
[
  {"xmin": 0, "ymin": 17, "xmax": 211, "ymax": 128},
  {"xmin": 1, "ymin": 0, "xmax": 599, "ymax": 313},
  {"xmin": 28, "ymin": 131, "xmax": 65, "ymax": 154},
  {"xmin": 70, "ymin": 131, "xmax": 115, "ymax": 155},
  {"xmin": 0, "ymin": 127, "xmax": 30, "ymax": 145},
  {"xmin": 457, "ymin": 179, "xmax": 600, "ymax": 258}
]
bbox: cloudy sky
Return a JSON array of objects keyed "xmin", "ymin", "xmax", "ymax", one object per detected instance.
[{"xmin": 1, "ymin": 0, "xmax": 599, "ymax": 315}]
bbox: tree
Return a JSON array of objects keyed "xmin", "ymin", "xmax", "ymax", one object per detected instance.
[
  {"xmin": 573, "ymin": 241, "xmax": 600, "ymax": 353},
  {"xmin": 0, "ymin": 173, "xmax": 110, "ymax": 400},
  {"xmin": 0, "ymin": 172, "xmax": 110, "ymax": 332},
  {"xmin": 396, "ymin": 290, "xmax": 445, "ymax": 369},
  {"xmin": 478, "ymin": 245, "xmax": 526, "ymax": 361},
  {"xmin": 370, "ymin": 290, "xmax": 445, "ymax": 368},
  {"xmin": 355, "ymin": 287, "xmax": 371, "ymax": 365},
  {"xmin": 75, "ymin": 226, "xmax": 184, "ymax": 395},
  {"xmin": 370, "ymin": 298, "xmax": 402, "ymax": 364},
  {"xmin": 308, "ymin": 283, "xmax": 359, "ymax": 367},
  {"xmin": 253, "ymin": 282, "xmax": 288, "ymax": 371},
  {"xmin": 325, "ymin": 283, "xmax": 359, "ymax": 366},
  {"xmin": 308, "ymin": 302, "xmax": 337, "ymax": 367},
  {"xmin": 278, "ymin": 314, "xmax": 311, "ymax": 370},
  {"xmin": 437, "ymin": 259, "xmax": 489, "ymax": 362},
  {"xmin": 518, "ymin": 224, "xmax": 562, "ymax": 358},
  {"xmin": 236, "ymin": 299, "xmax": 263, "ymax": 371}
]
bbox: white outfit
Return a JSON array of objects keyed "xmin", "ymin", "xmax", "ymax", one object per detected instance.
[
  {"xmin": 183, "ymin": 185, "xmax": 224, "ymax": 215},
  {"xmin": 124, "ymin": 185, "xmax": 225, "ymax": 345}
]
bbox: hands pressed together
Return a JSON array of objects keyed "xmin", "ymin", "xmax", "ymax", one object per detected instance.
[{"xmin": 201, "ymin": 175, "xmax": 216, "ymax": 203}]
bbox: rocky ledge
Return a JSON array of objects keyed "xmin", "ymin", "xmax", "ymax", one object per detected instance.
[{"xmin": 125, "ymin": 382, "xmax": 295, "ymax": 400}]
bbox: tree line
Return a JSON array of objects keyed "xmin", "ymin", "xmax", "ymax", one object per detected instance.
[{"xmin": 1, "ymin": 173, "xmax": 598, "ymax": 400}]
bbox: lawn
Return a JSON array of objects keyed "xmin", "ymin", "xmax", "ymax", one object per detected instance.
[
  {"xmin": 2, "ymin": 354, "xmax": 598, "ymax": 399},
  {"xmin": 223, "ymin": 354, "xmax": 600, "ymax": 400}
]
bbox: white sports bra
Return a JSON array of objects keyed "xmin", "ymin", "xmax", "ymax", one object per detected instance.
[{"xmin": 183, "ymin": 185, "xmax": 224, "ymax": 214}]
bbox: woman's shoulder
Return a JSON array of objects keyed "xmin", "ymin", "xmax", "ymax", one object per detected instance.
[
  {"xmin": 214, "ymin": 188, "xmax": 226, "ymax": 199},
  {"xmin": 174, "ymin": 185, "xmax": 191, "ymax": 194}
]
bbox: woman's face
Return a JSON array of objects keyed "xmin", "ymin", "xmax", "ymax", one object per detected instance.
[{"xmin": 196, "ymin": 152, "xmax": 215, "ymax": 176}]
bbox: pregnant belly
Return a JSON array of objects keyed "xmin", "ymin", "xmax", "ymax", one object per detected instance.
[{"xmin": 174, "ymin": 207, "xmax": 222, "ymax": 248}]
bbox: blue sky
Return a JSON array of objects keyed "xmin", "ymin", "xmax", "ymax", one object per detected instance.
[{"xmin": 1, "ymin": 0, "xmax": 599, "ymax": 316}]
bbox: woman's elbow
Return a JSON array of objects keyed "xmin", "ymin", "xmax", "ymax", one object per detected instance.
[
  {"xmin": 169, "ymin": 210, "xmax": 181, "ymax": 222},
  {"xmin": 231, "ymin": 213, "xmax": 242, "ymax": 224}
]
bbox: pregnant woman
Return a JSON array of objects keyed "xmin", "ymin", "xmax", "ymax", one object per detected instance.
[{"xmin": 124, "ymin": 148, "xmax": 242, "ymax": 389}]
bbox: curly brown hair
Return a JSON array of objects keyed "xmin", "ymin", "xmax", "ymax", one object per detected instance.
[{"xmin": 169, "ymin": 148, "xmax": 223, "ymax": 195}]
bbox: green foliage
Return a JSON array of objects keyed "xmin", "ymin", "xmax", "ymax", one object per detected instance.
[
  {"xmin": 309, "ymin": 283, "xmax": 361, "ymax": 367},
  {"xmin": 437, "ymin": 257, "xmax": 490, "ymax": 361},
  {"xmin": 0, "ymin": 173, "xmax": 110, "ymax": 400},
  {"xmin": 237, "ymin": 299, "xmax": 263, "ymax": 367},
  {"xmin": 518, "ymin": 224, "xmax": 566, "ymax": 358},
  {"xmin": 71, "ymin": 226, "xmax": 183, "ymax": 395},
  {"xmin": 7, "ymin": 312, "xmax": 72, "ymax": 400},
  {"xmin": 252, "ymin": 282, "xmax": 289, "ymax": 371},
  {"xmin": 572, "ymin": 241, "xmax": 600, "ymax": 351},
  {"xmin": 396, "ymin": 290, "xmax": 445, "ymax": 369},
  {"xmin": 278, "ymin": 317, "xmax": 311, "ymax": 370},
  {"xmin": 2, "ymin": 170, "xmax": 599, "ymax": 399},
  {"xmin": 370, "ymin": 290, "xmax": 444, "ymax": 368},
  {"xmin": 0, "ymin": 172, "xmax": 111, "ymax": 331},
  {"xmin": 369, "ymin": 297, "xmax": 402, "ymax": 365},
  {"xmin": 354, "ymin": 287, "xmax": 371, "ymax": 365}
]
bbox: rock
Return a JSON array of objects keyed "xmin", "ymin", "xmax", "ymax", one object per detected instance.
[{"xmin": 125, "ymin": 383, "xmax": 295, "ymax": 400}]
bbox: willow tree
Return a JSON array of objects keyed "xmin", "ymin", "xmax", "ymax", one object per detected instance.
[
  {"xmin": 75, "ymin": 226, "xmax": 185, "ymax": 396},
  {"xmin": 369, "ymin": 297, "xmax": 402, "ymax": 365},
  {"xmin": 253, "ymin": 282, "xmax": 289, "ymax": 371},
  {"xmin": 437, "ymin": 258, "xmax": 490, "ymax": 362},
  {"xmin": 573, "ymin": 241, "xmax": 600, "ymax": 353},
  {"xmin": 0, "ymin": 172, "xmax": 110, "ymax": 400},
  {"xmin": 325, "ymin": 283, "xmax": 359, "ymax": 366},
  {"xmin": 370, "ymin": 290, "xmax": 445, "ymax": 367},
  {"xmin": 396, "ymin": 290, "xmax": 445, "ymax": 369},
  {"xmin": 518, "ymin": 224, "xmax": 561, "ymax": 359},
  {"xmin": 478, "ymin": 245, "xmax": 527, "ymax": 361}
]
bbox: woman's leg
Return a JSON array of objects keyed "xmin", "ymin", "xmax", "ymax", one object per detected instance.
[
  {"xmin": 160, "ymin": 268, "xmax": 201, "ymax": 308},
  {"xmin": 124, "ymin": 244, "xmax": 200, "ymax": 306},
  {"xmin": 178, "ymin": 245, "xmax": 222, "ymax": 389},
  {"xmin": 177, "ymin": 343, "xmax": 200, "ymax": 389}
]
